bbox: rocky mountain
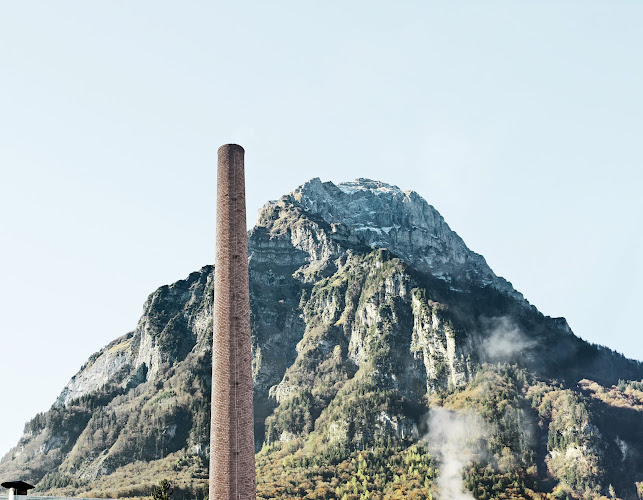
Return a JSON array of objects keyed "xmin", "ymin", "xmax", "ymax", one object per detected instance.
[{"xmin": 2, "ymin": 178, "xmax": 642, "ymax": 500}]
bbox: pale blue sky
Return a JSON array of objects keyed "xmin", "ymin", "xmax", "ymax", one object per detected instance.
[{"xmin": 1, "ymin": 2, "xmax": 641, "ymax": 457}]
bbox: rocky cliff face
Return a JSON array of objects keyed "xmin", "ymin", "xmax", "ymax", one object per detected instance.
[
  {"xmin": 1, "ymin": 178, "xmax": 642, "ymax": 500},
  {"xmin": 257, "ymin": 178, "xmax": 522, "ymax": 300}
]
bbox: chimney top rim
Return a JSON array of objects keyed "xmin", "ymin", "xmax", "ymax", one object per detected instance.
[{"xmin": 218, "ymin": 143, "xmax": 245, "ymax": 153}]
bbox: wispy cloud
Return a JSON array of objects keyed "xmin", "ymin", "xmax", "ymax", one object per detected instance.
[
  {"xmin": 424, "ymin": 407, "xmax": 489, "ymax": 500},
  {"xmin": 481, "ymin": 316, "xmax": 535, "ymax": 361}
]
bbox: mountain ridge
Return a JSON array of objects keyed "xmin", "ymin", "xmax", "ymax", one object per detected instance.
[{"xmin": 2, "ymin": 178, "xmax": 642, "ymax": 500}]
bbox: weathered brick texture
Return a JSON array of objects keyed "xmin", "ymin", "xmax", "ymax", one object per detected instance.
[{"xmin": 210, "ymin": 144, "xmax": 256, "ymax": 500}]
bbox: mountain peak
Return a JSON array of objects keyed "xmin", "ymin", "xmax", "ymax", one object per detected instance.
[
  {"xmin": 336, "ymin": 178, "xmax": 403, "ymax": 196},
  {"xmin": 292, "ymin": 177, "xmax": 406, "ymax": 200},
  {"xmin": 257, "ymin": 178, "xmax": 523, "ymax": 302}
]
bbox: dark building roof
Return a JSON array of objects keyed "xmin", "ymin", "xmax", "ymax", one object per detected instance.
[{"xmin": 1, "ymin": 481, "xmax": 35, "ymax": 490}]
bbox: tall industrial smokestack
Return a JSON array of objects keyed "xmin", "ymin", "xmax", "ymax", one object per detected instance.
[{"xmin": 210, "ymin": 144, "xmax": 256, "ymax": 500}]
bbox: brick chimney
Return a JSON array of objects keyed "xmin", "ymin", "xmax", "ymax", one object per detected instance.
[{"xmin": 209, "ymin": 144, "xmax": 256, "ymax": 499}]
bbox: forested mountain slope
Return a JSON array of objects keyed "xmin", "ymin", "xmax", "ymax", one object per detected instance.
[{"xmin": 2, "ymin": 178, "xmax": 642, "ymax": 500}]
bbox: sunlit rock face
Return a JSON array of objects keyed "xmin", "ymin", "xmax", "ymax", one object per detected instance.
[
  {"xmin": 2, "ymin": 178, "xmax": 642, "ymax": 500},
  {"xmin": 258, "ymin": 178, "xmax": 525, "ymax": 301}
]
